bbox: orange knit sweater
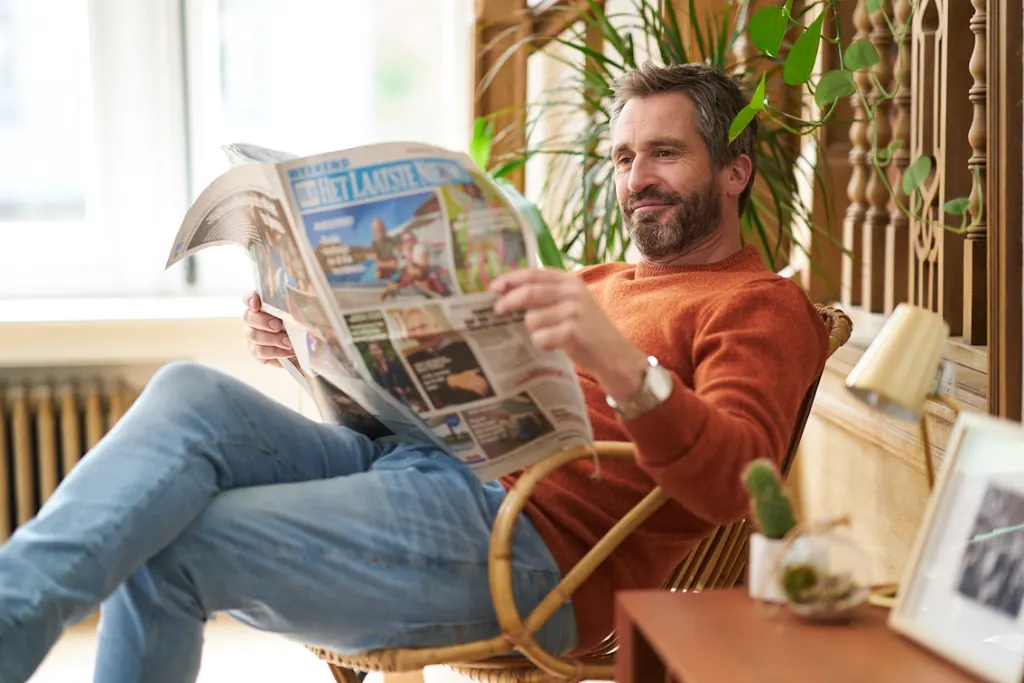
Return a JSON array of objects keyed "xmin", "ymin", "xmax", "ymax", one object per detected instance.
[{"xmin": 500, "ymin": 245, "xmax": 829, "ymax": 654}]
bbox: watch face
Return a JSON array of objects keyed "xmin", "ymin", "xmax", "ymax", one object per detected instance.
[
  {"xmin": 606, "ymin": 358, "xmax": 674, "ymax": 417},
  {"xmin": 648, "ymin": 364, "xmax": 673, "ymax": 401}
]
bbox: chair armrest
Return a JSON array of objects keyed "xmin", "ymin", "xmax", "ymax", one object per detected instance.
[{"xmin": 486, "ymin": 441, "xmax": 672, "ymax": 680}]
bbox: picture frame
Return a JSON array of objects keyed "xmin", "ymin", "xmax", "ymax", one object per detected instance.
[{"xmin": 890, "ymin": 411, "xmax": 1024, "ymax": 683}]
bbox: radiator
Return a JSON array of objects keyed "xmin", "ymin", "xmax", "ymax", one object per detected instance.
[{"xmin": 0, "ymin": 379, "xmax": 139, "ymax": 541}]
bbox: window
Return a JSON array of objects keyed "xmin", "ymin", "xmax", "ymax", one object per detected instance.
[
  {"xmin": 0, "ymin": 0, "xmax": 89, "ymax": 222},
  {"xmin": 183, "ymin": 0, "xmax": 473, "ymax": 294},
  {"xmin": 0, "ymin": 0, "xmax": 99, "ymax": 297},
  {"xmin": 0, "ymin": 0, "xmax": 190, "ymax": 299},
  {"xmin": 0, "ymin": 0, "xmax": 471, "ymax": 299}
]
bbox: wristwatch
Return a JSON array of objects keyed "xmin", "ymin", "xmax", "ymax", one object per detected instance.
[{"xmin": 606, "ymin": 356, "xmax": 673, "ymax": 420}]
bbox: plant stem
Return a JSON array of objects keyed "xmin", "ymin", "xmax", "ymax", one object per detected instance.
[{"xmin": 830, "ymin": 0, "xmax": 844, "ymax": 71}]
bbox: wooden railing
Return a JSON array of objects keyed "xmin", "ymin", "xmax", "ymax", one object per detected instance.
[{"xmin": 840, "ymin": 0, "xmax": 985, "ymax": 344}]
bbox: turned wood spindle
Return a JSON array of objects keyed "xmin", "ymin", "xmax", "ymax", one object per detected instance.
[
  {"xmin": 863, "ymin": 0, "xmax": 894, "ymax": 313},
  {"xmin": 842, "ymin": 0, "xmax": 872, "ymax": 307},
  {"xmin": 962, "ymin": 0, "xmax": 987, "ymax": 344},
  {"xmin": 886, "ymin": 0, "xmax": 913, "ymax": 313}
]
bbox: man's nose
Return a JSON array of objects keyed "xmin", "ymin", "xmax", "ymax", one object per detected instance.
[{"xmin": 626, "ymin": 156, "xmax": 659, "ymax": 194}]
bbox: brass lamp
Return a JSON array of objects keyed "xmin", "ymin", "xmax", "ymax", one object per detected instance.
[
  {"xmin": 845, "ymin": 302, "xmax": 960, "ymax": 490},
  {"xmin": 844, "ymin": 302, "xmax": 960, "ymax": 608}
]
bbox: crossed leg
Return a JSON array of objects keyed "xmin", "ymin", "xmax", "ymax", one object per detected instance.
[{"xmin": 0, "ymin": 362, "xmax": 576, "ymax": 683}]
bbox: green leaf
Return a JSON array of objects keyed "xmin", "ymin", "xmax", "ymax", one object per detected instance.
[
  {"xmin": 490, "ymin": 157, "xmax": 526, "ymax": 180},
  {"xmin": 814, "ymin": 69, "xmax": 857, "ymax": 108},
  {"xmin": 659, "ymin": 0, "xmax": 690, "ymax": 65},
  {"xmin": 750, "ymin": 72, "xmax": 767, "ymax": 111},
  {"xmin": 783, "ymin": 11, "xmax": 825, "ymax": 86},
  {"xmin": 729, "ymin": 72, "xmax": 766, "ymax": 142},
  {"xmin": 730, "ymin": 105, "xmax": 759, "ymax": 143},
  {"xmin": 688, "ymin": 0, "xmax": 708, "ymax": 59},
  {"xmin": 903, "ymin": 155, "xmax": 933, "ymax": 195},
  {"xmin": 844, "ymin": 39, "xmax": 880, "ymax": 71},
  {"xmin": 748, "ymin": 6, "xmax": 788, "ymax": 58},
  {"xmin": 495, "ymin": 180, "xmax": 566, "ymax": 270},
  {"xmin": 866, "ymin": 0, "xmax": 884, "ymax": 12},
  {"xmin": 944, "ymin": 197, "xmax": 971, "ymax": 215},
  {"xmin": 469, "ymin": 118, "xmax": 494, "ymax": 171}
]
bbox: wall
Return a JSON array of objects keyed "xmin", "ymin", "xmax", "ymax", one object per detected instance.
[{"xmin": 791, "ymin": 308, "xmax": 987, "ymax": 584}]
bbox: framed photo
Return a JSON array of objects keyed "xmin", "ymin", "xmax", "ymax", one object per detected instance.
[{"xmin": 890, "ymin": 412, "xmax": 1024, "ymax": 683}]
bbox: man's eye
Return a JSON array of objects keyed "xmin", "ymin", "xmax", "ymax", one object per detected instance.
[
  {"xmin": 654, "ymin": 149, "xmax": 676, "ymax": 158},
  {"xmin": 615, "ymin": 156, "xmax": 633, "ymax": 168}
]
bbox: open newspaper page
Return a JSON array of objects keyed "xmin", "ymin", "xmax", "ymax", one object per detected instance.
[
  {"xmin": 165, "ymin": 155, "xmax": 437, "ymax": 445},
  {"xmin": 167, "ymin": 140, "xmax": 594, "ymax": 481},
  {"xmin": 274, "ymin": 142, "xmax": 594, "ymax": 480}
]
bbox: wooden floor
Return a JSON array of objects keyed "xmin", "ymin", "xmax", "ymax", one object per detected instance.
[{"xmin": 28, "ymin": 616, "xmax": 470, "ymax": 683}]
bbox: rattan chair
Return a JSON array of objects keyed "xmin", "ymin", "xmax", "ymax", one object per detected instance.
[{"xmin": 307, "ymin": 304, "xmax": 853, "ymax": 683}]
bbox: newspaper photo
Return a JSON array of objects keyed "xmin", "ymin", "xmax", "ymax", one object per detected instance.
[{"xmin": 166, "ymin": 141, "xmax": 594, "ymax": 482}]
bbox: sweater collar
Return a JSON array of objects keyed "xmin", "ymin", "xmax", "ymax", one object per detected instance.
[{"xmin": 633, "ymin": 244, "xmax": 766, "ymax": 278}]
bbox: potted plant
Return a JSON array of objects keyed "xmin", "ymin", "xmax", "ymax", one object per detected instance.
[
  {"xmin": 482, "ymin": 0, "xmax": 981, "ymax": 284},
  {"xmin": 729, "ymin": 0, "xmax": 980, "ymax": 235},
  {"xmin": 743, "ymin": 459, "xmax": 870, "ymax": 619},
  {"xmin": 742, "ymin": 458, "xmax": 799, "ymax": 602},
  {"xmin": 481, "ymin": 0, "xmax": 838, "ymax": 274}
]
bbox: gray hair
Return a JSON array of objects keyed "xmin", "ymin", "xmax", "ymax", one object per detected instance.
[{"xmin": 611, "ymin": 62, "xmax": 758, "ymax": 215}]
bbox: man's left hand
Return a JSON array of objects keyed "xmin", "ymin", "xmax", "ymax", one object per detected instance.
[{"xmin": 491, "ymin": 269, "xmax": 648, "ymax": 402}]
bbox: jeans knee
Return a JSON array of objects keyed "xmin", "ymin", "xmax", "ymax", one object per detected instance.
[
  {"xmin": 147, "ymin": 361, "xmax": 223, "ymax": 398},
  {"xmin": 134, "ymin": 362, "xmax": 237, "ymax": 425}
]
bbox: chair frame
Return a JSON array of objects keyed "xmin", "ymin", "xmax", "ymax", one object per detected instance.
[{"xmin": 308, "ymin": 304, "xmax": 853, "ymax": 683}]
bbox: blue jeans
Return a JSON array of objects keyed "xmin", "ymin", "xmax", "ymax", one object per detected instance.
[{"xmin": 0, "ymin": 362, "xmax": 577, "ymax": 682}]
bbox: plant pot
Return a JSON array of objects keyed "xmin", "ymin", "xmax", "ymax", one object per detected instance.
[{"xmin": 748, "ymin": 532, "xmax": 787, "ymax": 603}]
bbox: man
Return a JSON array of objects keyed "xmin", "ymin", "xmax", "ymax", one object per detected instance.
[
  {"xmin": 0, "ymin": 63, "xmax": 827, "ymax": 683},
  {"xmin": 369, "ymin": 217, "xmax": 399, "ymax": 280},
  {"xmin": 399, "ymin": 306, "xmax": 494, "ymax": 409}
]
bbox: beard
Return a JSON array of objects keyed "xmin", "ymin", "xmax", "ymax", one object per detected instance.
[{"xmin": 623, "ymin": 177, "xmax": 722, "ymax": 260}]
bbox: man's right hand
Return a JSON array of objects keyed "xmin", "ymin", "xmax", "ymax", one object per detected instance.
[{"xmin": 243, "ymin": 292, "xmax": 295, "ymax": 365}]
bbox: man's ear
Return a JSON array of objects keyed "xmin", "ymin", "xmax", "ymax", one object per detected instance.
[{"xmin": 723, "ymin": 154, "xmax": 754, "ymax": 199}]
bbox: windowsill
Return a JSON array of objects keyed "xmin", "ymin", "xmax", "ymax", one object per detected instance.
[
  {"xmin": 0, "ymin": 296, "xmax": 250, "ymax": 369},
  {"xmin": 0, "ymin": 294, "xmax": 307, "ymax": 416},
  {"xmin": 0, "ymin": 295, "xmax": 243, "ymax": 325}
]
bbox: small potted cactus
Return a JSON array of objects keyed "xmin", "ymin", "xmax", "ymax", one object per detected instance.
[
  {"xmin": 743, "ymin": 459, "xmax": 870, "ymax": 618},
  {"xmin": 742, "ymin": 459, "xmax": 799, "ymax": 603}
]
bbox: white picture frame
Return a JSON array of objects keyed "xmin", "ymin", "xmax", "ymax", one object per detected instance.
[{"xmin": 890, "ymin": 411, "xmax": 1024, "ymax": 683}]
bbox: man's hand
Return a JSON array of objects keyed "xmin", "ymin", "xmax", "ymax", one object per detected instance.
[
  {"xmin": 243, "ymin": 292, "xmax": 295, "ymax": 365},
  {"xmin": 491, "ymin": 269, "xmax": 649, "ymax": 402}
]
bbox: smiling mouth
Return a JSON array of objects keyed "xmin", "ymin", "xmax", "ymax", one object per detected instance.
[{"xmin": 631, "ymin": 201, "xmax": 672, "ymax": 212}]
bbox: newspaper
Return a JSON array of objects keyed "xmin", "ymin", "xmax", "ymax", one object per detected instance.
[{"xmin": 166, "ymin": 141, "xmax": 594, "ymax": 481}]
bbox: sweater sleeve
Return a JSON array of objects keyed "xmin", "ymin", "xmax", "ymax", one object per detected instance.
[{"xmin": 620, "ymin": 278, "xmax": 829, "ymax": 525}]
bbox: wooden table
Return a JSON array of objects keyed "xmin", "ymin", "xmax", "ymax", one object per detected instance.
[{"xmin": 615, "ymin": 589, "xmax": 984, "ymax": 683}]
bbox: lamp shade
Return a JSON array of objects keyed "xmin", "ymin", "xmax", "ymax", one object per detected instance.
[{"xmin": 845, "ymin": 303, "xmax": 950, "ymax": 421}]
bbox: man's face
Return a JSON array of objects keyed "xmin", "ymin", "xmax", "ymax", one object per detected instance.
[
  {"xmin": 612, "ymin": 92, "xmax": 724, "ymax": 259},
  {"xmin": 372, "ymin": 219, "xmax": 386, "ymax": 240},
  {"xmin": 405, "ymin": 309, "xmax": 442, "ymax": 349}
]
